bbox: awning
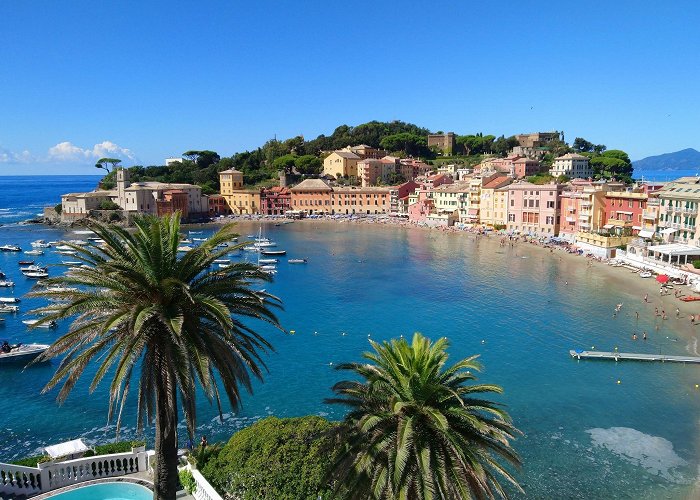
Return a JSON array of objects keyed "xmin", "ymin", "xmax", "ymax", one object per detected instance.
[
  {"xmin": 632, "ymin": 225, "xmax": 641, "ymax": 230},
  {"xmin": 638, "ymin": 230, "xmax": 654, "ymax": 238},
  {"xmin": 603, "ymin": 224, "xmax": 614, "ymax": 229},
  {"xmin": 468, "ymin": 209, "xmax": 479, "ymax": 215},
  {"xmin": 617, "ymin": 210, "xmax": 633, "ymax": 215},
  {"xmin": 661, "ymin": 228, "xmax": 679, "ymax": 235},
  {"xmin": 44, "ymin": 439, "xmax": 90, "ymax": 459}
]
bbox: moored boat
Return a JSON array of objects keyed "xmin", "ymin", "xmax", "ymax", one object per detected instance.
[
  {"xmin": 22, "ymin": 319, "xmax": 57, "ymax": 328},
  {"xmin": 18, "ymin": 260, "xmax": 34, "ymax": 265},
  {"xmin": 24, "ymin": 249, "xmax": 44, "ymax": 255},
  {"xmin": 0, "ymin": 281, "xmax": 15, "ymax": 288},
  {"xmin": 288, "ymin": 259, "xmax": 308, "ymax": 264},
  {"xmin": 0, "ymin": 304, "xmax": 20, "ymax": 313},
  {"xmin": 259, "ymin": 258, "xmax": 278, "ymax": 264},
  {"xmin": 177, "ymin": 246, "xmax": 193, "ymax": 252},
  {"xmin": 0, "ymin": 343, "xmax": 50, "ymax": 364},
  {"xmin": 23, "ymin": 271, "xmax": 49, "ymax": 279},
  {"xmin": 0, "ymin": 244, "xmax": 21, "ymax": 252},
  {"xmin": 31, "ymin": 240, "xmax": 51, "ymax": 248},
  {"xmin": 261, "ymin": 250, "xmax": 286, "ymax": 256},
  {"xmin": 0, "ymin": 297, "xmax": 20, "ymax": 303}
]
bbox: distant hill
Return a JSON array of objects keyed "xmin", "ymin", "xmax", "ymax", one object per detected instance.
[{"xmin": 633, "ymin": 148, "xmax": 700, "ymax": 171}]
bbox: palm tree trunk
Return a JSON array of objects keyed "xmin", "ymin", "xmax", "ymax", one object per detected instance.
[{"xmin": 154, "ymin": 357, "xmax": 179, "ymax": 500}]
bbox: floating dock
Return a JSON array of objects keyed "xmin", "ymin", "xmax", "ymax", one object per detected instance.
[{"xmin": 569, "ymin": 350, "xmax": 700, "ymax": 364}]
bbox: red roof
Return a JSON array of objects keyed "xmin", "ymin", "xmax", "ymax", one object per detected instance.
[{"xmin": 482, "ymin": 176, "xmax": 510, "ymax": 189}]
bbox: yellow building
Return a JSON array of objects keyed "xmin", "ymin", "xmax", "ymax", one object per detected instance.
[
  {"xmin": 479, "ymin": 175, "xmax": 512, "ymax": 227},
  {"xmin": 493, "ymin": 187, "xmax": 509, "ymax": 227},
  {"xmin": 219, "ymin": 168, "xmax": 261, "ymax": 214},
  {"xmin": 323, "ymin": 151, "xmax": 361, "ymax": 179}
]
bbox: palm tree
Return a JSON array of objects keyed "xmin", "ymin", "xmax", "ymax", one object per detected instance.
[
  {"xmin": 28, "ymin": 214, "xmax": 282, "ymax": 500},
  {"xmin": 326, "ymin": 333, "xmax": 522, "ymax": 500}
]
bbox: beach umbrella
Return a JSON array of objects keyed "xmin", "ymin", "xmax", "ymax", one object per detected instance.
[{"xmin": 656, "ymin": 274, "xmax": 670, "ymax": 284}]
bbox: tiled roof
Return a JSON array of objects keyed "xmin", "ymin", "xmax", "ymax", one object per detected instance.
[{"xmin": 290, "ymin": 179, "xmax": 333, "ymax": 191}]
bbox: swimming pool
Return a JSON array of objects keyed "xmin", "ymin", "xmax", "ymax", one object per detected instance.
[{"xmin": 47, "ymin": 482, "xmax": 152, "ymax": 499}]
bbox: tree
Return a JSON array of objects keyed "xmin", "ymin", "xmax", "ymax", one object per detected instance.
[
  {"xmin": 326, "ymin": 333, "xmax": 522, "ymax": 499},
  {"xmin": 590, "ymin": 149, "xmax": 633, "ymax": 182},
  {"xmin": 98, "ymin": 200, "xmax": 121, "ymax": 210},
  {"xmin": 272, "ymin": 154, "xmax": 298, "ymax": 174},
  {"xmin": 295, "ymin": 155, "xmax": 323, "ymax": 176},
  {"xmin": 28, "ymin": 214, "xmax": 282, "ymax": 500},
  {"xmin": 380, "ymin": 133, "xmax": 429, "ymax": 157},
  {"xmin": 202, "ymin": 416, "xmax": 339, "ymax": 500},
  {"xmin": 95, "ymin": 158, "xmax": 122, "ymax": 174}
]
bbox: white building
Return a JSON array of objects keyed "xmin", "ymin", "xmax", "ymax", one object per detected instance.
[
  {"xmin": 165, "ymin": 157, "xmax": 184, "ymax": 166},
  {"xmin": 549, "ymin": 153, "xmax": 592, "ymax": 179}
]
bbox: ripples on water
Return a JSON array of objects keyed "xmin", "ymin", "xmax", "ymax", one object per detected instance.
[{"xmin": 0, "ymin": 220, "xmax": 698, "ymax": 498}]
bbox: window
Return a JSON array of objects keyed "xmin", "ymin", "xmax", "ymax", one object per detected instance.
[
  {"xmin": 547, "ymin": 200, "xmax": 555, "ymax": 208},
  {"xmin": 508, "ymin": 213, "xmax": 515, "ymax": 222}
]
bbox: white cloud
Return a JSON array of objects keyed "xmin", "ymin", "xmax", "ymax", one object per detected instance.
[
  {"xmin": 47, "ymin": 140, "xmax": 137, "ymax": 163},
  {"xmin": 0, "ymin": 146, "xmax": 33, "ymax": 163},
  {"xmin": 0, "ymin": 140, "xmax": 138, "ymax": 166}
]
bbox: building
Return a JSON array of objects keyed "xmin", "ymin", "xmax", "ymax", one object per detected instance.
[
  {"xmin": 289, "ymin": 178, "xmax": 333, "ymax": 215},
  {"xmin": 357, "ymin": 158, "xmax": 395, "ymax": 187},
  {"xmin": 424, "ymin": 173, "xmax": 453, "ymax": 190},
  {"xmin": 341, "ymin": 144, "xmax": 388, "ymax": 159},
  {"xmin": 218, "ymin": 168, "xmax": 261, "ymax": 214},
  {"xmin": 493, "ymin": 187, "xmax": 509, "ymax": 227},
  {"xmin": 389, "ymin": 181, "xmax": 420, "ymax": 216},
  {"xmin": 399, "ymin": 158, "xmax": 433, "ymax": 180},
  {"xmin": 330, "ymin": 187, "xmax": 391, "ymax": 215},
  {"xmin": 261, "ymin": 186, "xmax": 292, "ymax": 215},
  {"xmin": 427, "ymin": 132, "xmax": 457, "ymax": 154},
  {"xmin": 557, "ymin": 180, "xmax": 614, "ymax": 240},
  {"xmin": 549, "ymin": 153, "xmax": 592, "ymax": 179},
  {"xmin": 209, "ymin": 195, "xmax": 230, "ymax": 216},
  {"xmin": 432, "ymin": 182, "xmax": 468, "ymax": 226},
  {"xmin": 656, "ymin": 177, "xmax": 700, "ymax": 245},
  {"xmin": 515, "ymin": 132, "xmax": 561, "ymax": 149},
  {"xmin": 603, "ymin": 190, "xmax": 648, "ymax": 236},
  {"xmin": 506, "ymin": 182, "xmax": 563, "ymax": 236},
  {"xmin": 61, "ymin": 168, "xmax": 210, "ymax": 222},
  {"xmin": 323, "ymin": 151, "xmax": 361, "ymax": 179},
  {"xmin": 513, "ymin": 158, "xmax": 540, "ymax": 179},
  {"xmin": 165, "ymin": 157, "xmax": 183, "ymax": 166},
  {"xmin": 479, "ymin": 175, "xmax": 512, "ymax": 226}
]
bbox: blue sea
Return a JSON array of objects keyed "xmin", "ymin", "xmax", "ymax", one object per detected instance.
[{"xmin": 0, "ymin": 176, "xmax": 699, "ymax": 498}]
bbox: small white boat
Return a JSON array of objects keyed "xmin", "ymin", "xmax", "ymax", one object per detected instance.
[
  {"xmin": 0, "ymin": 297, "xmax": 20, "ymax": 303},
  {"xmin": 22, "ymin": 319, "xmax": 57, "ymax": 329},
  {"xmin": 62, "ymin": 261, "xmax": 81, "ymax": 266},
  {"xmin": 0, "ymin": 304, "xmax": 19, "ymax": 313},
  {"xmin": 243, "ymin": 246, "xmax": 261, "ymax": 252},
  {"xmin": 0, "ymin": 343, "xmax": 50, "ymax": 364},
  {"xmin": 189, "ymin": 231, "xmax": 203, "ymax": 234},
  {"xmin": 24, "ymin": 249, "xmax": 44, "ymax": 256},
  {"xmin": 55, "ymin": 245, "xmax": 73, "ymax": 251},
  {"xmin": 218, "ymin": 263, "xmax": 230, "ymax": 268},
  {"xmin": 46, "ymin": 286, "xmax": 78, "ymax": 293},
  {"xmin": 253, "ymin": 241, "xmax": 276, "ymax": 248},
  {"xmin": 0, "ymin": 281, "xmax": 15, "ymax": 288},
  {"xmin": 193, "ymin": 238, "xmax": 208, "ymax": 242},
  {"xmin": 21, "ymin": 265, "xmax": 47, "ymax": 273},
  {"xmin": 68, "ymin": 240, "xmax": 88, "ymax": 246},
  {"xmin": 180, "ymin": 239, "xmax": 193, "ymax": 244},
  {"xmin": 639, "ymin": 271, "xmax": 653, "ymax": 278},
  {"xmin": 288, "ymin": 259, "xmax": 308, "ymax": 264},
  {"xmin": 213, "ymin": 259, "xmax": 231, "ymax": 264},
  {"xmin": 31, "ymin": 240, "xmax": 51, "ymax": 248},
  {"xmin": 259, "ymin": 258, "xmax": 278, "ymax": 264},
  {"xmin": 217, "ymin": 243, "xmax": 229, "ymax": 248},
  {"xmin": 23, "ymin": 271, "xmax": 49, "ymax": 279},
  {"xmin": 0, "ymin": 244, "xmax": 21, "ymax": 252},
  {"xmin": 73, "ymin": 230, "xmax": 94, "ymax": 235},
  {"xmin": 261, "ymin": 265, "xmax": 277, "ymax": 271},
  {"xmin": 57, "ymin": 250, "xmax": 77, "ymax": 256},
  {"xmin": 177, "ymin": 246, "xmax": 193, "ymax": 252}
]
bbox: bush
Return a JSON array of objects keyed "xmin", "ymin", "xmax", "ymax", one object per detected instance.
[
  {"xmin": 202, "ymin": 416, "xmax": 339, "ymax": 500},
  {"xmin": 94, "ymin": 440, "xmax": 146, "ymax": 455},
  {"xmin": 99, "ymin": 200, "xmax": 121, "ymax": 210},
  {"xmin": 179, "ymin": 469, "xmax": 197, "ymax": 494},
  {"xmin": 692, "ymin": 260, "xmax": 700, "ymax": 269},
  {"xmin": 108, "ymin": 212, "xmax": 122, "ymax": 222},
  {"xmin": 10, "ymin": 455, "xmax": 49, "ymax": 467},
  {"xmin": 54, "ymin": 203, "xmax": 63, "ymax": 215}
]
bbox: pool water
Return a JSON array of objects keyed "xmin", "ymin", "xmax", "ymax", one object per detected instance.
[{"xmin": 47, "ymin": 482, "xmax": 151, "ymax": 500}]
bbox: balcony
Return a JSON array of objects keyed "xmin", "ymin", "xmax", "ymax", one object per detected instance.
[{"xmin": 642, "ymin": 210, "xmax": 656, "ymax": 220}]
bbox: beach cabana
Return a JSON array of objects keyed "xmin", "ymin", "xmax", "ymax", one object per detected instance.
[{"xmin": 646, "ymin": 243, "xmax": 700, "ymax": 266}]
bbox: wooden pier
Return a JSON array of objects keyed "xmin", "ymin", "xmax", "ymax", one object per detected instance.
[{"xmin": 569, "ymin": 349, "xmax": 700, "ymax": 364}]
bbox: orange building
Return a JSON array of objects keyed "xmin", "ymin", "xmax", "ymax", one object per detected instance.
[
  {"xmin": 290, "ymin": 179, "xmax": 391, "ymax": 215},
  {"xmin": 289, "ymin": 179, "xmax": 332, "ymax": 214},
  {"xmin": 156, "ymin": 190, "xmax": 189, "ymax": 218}
]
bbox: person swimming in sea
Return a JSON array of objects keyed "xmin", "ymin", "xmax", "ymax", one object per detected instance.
[{"xmin": 632, "ymin": 333, "xmax": 638, "ymax": 340}]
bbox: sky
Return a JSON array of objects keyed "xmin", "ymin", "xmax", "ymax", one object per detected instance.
[{"xmin": 1, "ymin": 0, "xmax": 699, "ymax": 175}]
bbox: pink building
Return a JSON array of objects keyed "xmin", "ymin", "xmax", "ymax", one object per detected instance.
[
  {"xmin": 390, "ymin": 180, "xmax": 420, "ymax": 215},
  {"xmin": 506, "ymin": 182, "xmax": 563, "ymax": 236},
  {"xmin": 513, "ymin": 158, "xmax": 540, "ymax": 179},
  {"xmin": 425, "ymin": 173, "xmax": 453, "ymax": 190},
  {"xmin": 399, "ymin": 158, "xmax": 433, "ymax": 180},
  {"xmin": 408, "ymin": 197, "xmax": 434, "ymax": 223},
  {"xmin": 261, "ymin": 186, "xmax": 292, "ymax": 215}
]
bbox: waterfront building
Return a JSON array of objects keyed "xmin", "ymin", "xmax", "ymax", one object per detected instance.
[
  {"xmin": 427, "ymin": 132, "xmax": 457, "ymax": 154},
  {"xmin": 330, "ymin": 186, "xmax": 391, "ymax": 215},
  {"xmin": 431, "ymin": 182, "xmax": 469, "ymax": 226},
  {"xmin": 656, "ymin": 177, "xmax": 700, "ymax": 244},
  {"xmin": 261, "ymin": 186, "xmax": 292, "ymax": 215},
  {"xmin": 208, "ymin": 194, "xmax": 231, "ymax": 216},
  {"xmin": 549, "ymin": 153, "xmax": 592, "ymax": 179},
  {"xmin": 557, "ymin": 179, "xmax": 613, "ymax": 241},
  {"xmin": 493, "ymin": 187, "xmax": 509, "ymax": 227},
  {"xmin": 603, "ymin": 190, "xmax": 648, "ymax": 236},
  {"xmin": 389, "ymin": 180, "xmax": 420, "ymax": 216},
  {"xmin": 479, "ymin": 175, "xmax": 512, "ymax": 226},
  {"xmin": 218, "ymin": 168, "xmax": 261, "ymax": 214},
  {"xmin": 61, "ymin": 168, "xmax": 209, "ymax": 222},
  {"xmin": 290, "ymin": 178, "xmax": 333, "ymax": 215},
  {"xmin": 506, "ymin": 182, "xmax": 563, "ymax": 235},
  {"xmin": 323, "ymin": 150, "xmax": 361, "ymax": 179}
]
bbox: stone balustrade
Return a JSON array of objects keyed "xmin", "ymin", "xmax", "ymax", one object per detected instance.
[
  {"xmin": 0, "ymin": 447, "xmax": 148, "ymax": 497},
  {"xmin": 190, "ymin": 467, "xmax": 224, "ymax": 500}
]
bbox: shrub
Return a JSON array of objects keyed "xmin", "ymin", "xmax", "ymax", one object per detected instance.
[
  {"xmin": 108, "ymin": 212, "xmax": 122, "ymax": 222},
  {"xmin": 202, "ymin": 416, "xmax": 339, "ymax": 500},
  {"xmin": 54, "ymin": 203, "xmax": 63, "ymax": 215},
  {"xmin": 179, "ymin": 469, "xmax": 197, "ymax": 494},
  {"xmin": 99, "ymin": 200, "xmax": 121, "ymax": 210},
  {"xmin": 94, "ymin": 440, "xmax": 146, "ymax": 455},
  {"xmin": 10, "ymin": 455, "xmax": 49, "ymax": 467},
  {"xmin": 693, "ymin": 260, "xmax": 700, "ymax": 269}
]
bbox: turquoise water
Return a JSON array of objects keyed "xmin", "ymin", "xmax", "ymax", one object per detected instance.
[
  {"xmin": 46, "ymin": 482, "xmax": 151, "ymax": 499},
  {"xmin": 1, "ymin": 219, "xmax": 699, "ymax": 498}
]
